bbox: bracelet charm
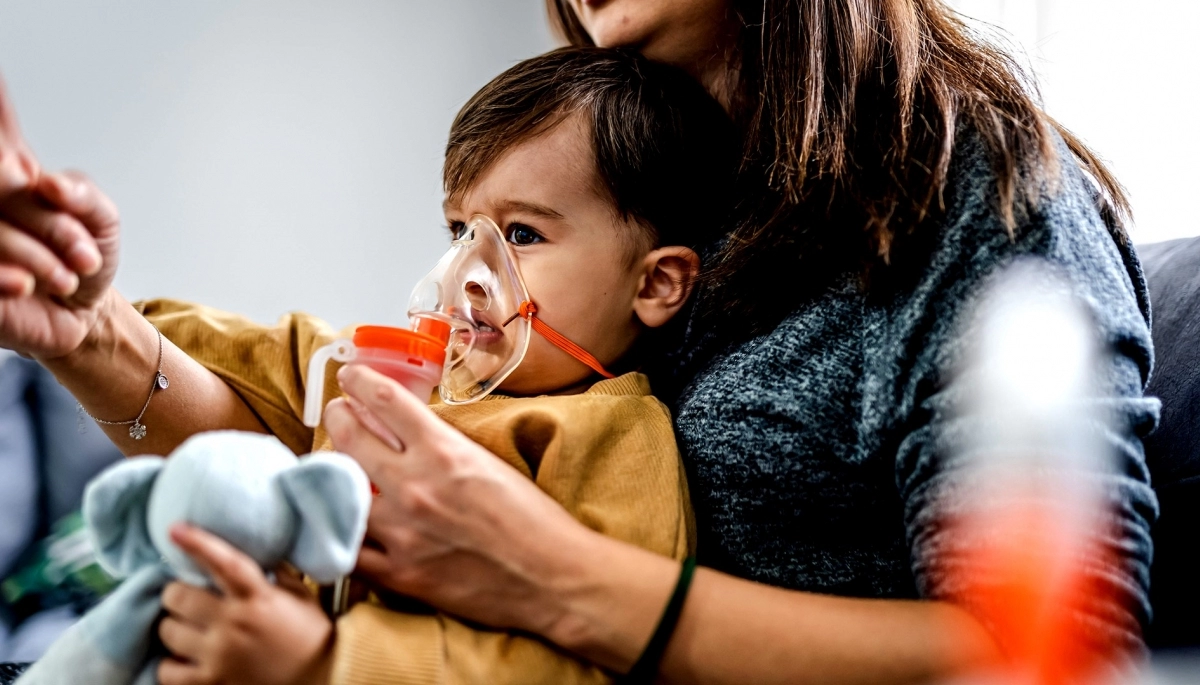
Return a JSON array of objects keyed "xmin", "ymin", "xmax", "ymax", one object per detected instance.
[{"xmin": 78, "ymin": 323, "xmax": 168, "ymax": 441}]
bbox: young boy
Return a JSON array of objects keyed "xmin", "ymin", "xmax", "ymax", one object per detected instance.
[{"xmin": 140, "ymin": 47, "xmax": 736, "ymax": 684}]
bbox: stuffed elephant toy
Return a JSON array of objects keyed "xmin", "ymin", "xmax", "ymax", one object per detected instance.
[{"xmin": 15, "ymin": 431, "xmax": 371, "ymax": 685}]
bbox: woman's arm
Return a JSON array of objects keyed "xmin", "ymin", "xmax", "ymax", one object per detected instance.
[
  {"xmin": 0, "ymin": 188, "xmax": 265, "ymax": 456},
  {"xmin": 326, "ymin": 365, "xmax": 1000, "ymax": 684},
  {"xmin": 1, "ymin": 75, "xmax": 265, "ymax": 455},
  {"xmin": 40, "ymin": 287, "xmax": 266, "ymax": 456},
  {"xmin": 560, "ymin": 534, "xmax": 999, "ymax": 684},
  {"xmin": 892, "ymin": 130, "xmax": 1159, "ymax": 661}
]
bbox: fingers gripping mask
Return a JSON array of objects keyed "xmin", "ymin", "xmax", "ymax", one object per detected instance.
[{"xmin": 409, "ymin": 214, "xmax": 614, "ymax": 404}]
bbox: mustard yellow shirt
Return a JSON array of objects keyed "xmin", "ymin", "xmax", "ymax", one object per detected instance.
[{"xmin": 137, "ymin": 299, "xmax": 694, "ymax": 685}]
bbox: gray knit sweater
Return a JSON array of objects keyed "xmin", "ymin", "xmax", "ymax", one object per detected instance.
[{"xmin": 673, "ymin": 131, "xmax": 1159, "ymax": 652}]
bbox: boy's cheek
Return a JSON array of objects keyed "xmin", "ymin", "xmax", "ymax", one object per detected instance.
[{"xmin": 520, "ymin": 240, "xmax": 623, "ymax": 299}]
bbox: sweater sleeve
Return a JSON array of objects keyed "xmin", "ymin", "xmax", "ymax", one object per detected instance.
[
  {"xmin": 134, "ymin": 299, "xmax": 344, "ymax": 455},
  {"xmin": 331, "ymin": 384, "xmax": 693, "ymax": 685},
  {"xmin": 889, "ymin": 132, "xmax": 1159, "ymax": 659}
]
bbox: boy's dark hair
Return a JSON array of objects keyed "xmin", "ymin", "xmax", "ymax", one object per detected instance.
[{"xmin": 445, "ymin": 47, "xmax": 738, "ymax": 254}]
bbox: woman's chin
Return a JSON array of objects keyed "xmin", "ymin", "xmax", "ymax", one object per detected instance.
[
  {"xmin": 577, "ymin": 3, "xmax": 657, "ymax": 49},
  {"xmin": 576, "ymin": 0, "xmax": 731, "ymax": 68}
]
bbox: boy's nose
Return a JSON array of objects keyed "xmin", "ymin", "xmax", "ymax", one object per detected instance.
[{"xmin": 463, "ymin": 281, "xmax": 491, "ymax": 311}]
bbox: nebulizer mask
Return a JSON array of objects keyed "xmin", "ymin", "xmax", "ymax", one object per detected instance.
[{"xmin": 304, "ymin": 215, "xmax": 613, "ymax": 426}]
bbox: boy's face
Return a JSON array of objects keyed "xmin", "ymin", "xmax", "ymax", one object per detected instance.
[{"xmin": 442, "ymin": 114, "xmax": 649, "ymax": 396}]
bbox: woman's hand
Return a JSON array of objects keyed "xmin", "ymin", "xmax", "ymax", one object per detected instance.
[
  {"xmin": 324, "ymin": 364, "xmax": 602, "ymax": 640},
  {"xmin": 0, "ymin": 74, "xmax": 123, "ymax": 359},
  {"xmin": 323, "ymin": 365, "xmax": 1001, "ymax": 684},
  {"xmin": 157, "ymin": 524, "xmax": 334, "ymax": 685},
  {"xmin": 0, "ymin": 175, "xmax": 121, "ymax": 358}
]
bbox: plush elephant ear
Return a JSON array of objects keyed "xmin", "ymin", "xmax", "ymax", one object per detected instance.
[
  {"xmin": 82, "ymin": 456, "xmax": 165, "ymax": 578},
  {"xmin": 276, "ymin": 452, "xmax": 371, "ymax": 583}
]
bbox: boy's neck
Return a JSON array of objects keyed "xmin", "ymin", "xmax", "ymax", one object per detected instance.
[
  {"xmin": 496, "ymin": 349, "xmax": 643, "ymax": 399},
  {"xmin": 495, "ymin": 373, "xmax": 614, "ymax": 400}
]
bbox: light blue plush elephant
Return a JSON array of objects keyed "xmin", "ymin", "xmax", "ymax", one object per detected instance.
[{"xmin": 16, "ymin": 431, "xmax": 371, "ymax": 685}]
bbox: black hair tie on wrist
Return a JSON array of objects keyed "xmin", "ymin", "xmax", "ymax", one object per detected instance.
[{"xmin": 621, "ymin": 557, "xmax": 698, "ymax": 684}]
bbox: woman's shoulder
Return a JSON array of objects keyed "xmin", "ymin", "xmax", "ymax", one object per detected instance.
[
  {"xmin": 942, "ymin": 124, "xmax": 1128, "ymax": 256},
  {"xmin": 851, "ymin": 123, "xmax": 1154, "ymax": 409},
  {"xmin": 940, "ymin": 123, "xmax": 1106, "ymax": 243},
  {"xmin": 914, "ymin": 124, "xmax": 1150, "ymax": 327}
]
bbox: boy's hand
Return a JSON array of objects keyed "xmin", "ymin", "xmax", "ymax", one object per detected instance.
[{"xmin": 158, "ymin": 523, "xmax": 335, "ymax": 685}]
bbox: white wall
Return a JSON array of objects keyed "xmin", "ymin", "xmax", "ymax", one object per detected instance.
[
  {"xmin": 950, "ymin": 0, "xmax": 1200, "ymax": 245},
  {"xmin": 0, "ymin": 0, "xmax": 555, "ymax": 328}
]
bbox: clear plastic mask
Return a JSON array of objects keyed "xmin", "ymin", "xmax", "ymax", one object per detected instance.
[{"xmin": 408, "ymin": 215, "xmax": 533, "ymax": 404}]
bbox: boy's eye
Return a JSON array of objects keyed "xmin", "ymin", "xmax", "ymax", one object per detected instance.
[
  {"xmin": 447, "ymin": 221, "xmax": 467, "ymax": 240},
  {"xmin": 506, "ymin": 223, "xmax": 544, "ymax": 246}
]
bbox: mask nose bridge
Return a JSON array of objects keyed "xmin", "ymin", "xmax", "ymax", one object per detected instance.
[
  {"xmin": 431, "ymin": 217, "xmax": 619, "ymax": 381},
  {"xmin": 403, "ymin": 214, "xmax": 539, "ymax": 404},
  {"xmin": 453, "ymin": 236, "xmax": 512, "ymax": 320}
]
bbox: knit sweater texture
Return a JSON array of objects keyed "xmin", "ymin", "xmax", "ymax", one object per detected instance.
[{"xmin": 672, "ymin": 130, "xmax": 1159, "ymax": 655}]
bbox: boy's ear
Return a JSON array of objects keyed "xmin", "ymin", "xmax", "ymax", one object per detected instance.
[
  {"xmin": 276, "ymin": 452, "xmax": 372, "ymax": 584},
  {"xmin": 83, "ymin": 457, "xmax": 165, "ymax": 578},
  {"xmin": 632, "ymin": 246, "xmax": 701, "ymax": 329}
]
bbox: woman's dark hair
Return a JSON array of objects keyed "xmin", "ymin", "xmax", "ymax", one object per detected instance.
[
  {"xmin": 444, "ymin": 47, "xmax": 738, "ymax": 258},
  {"xmin": 547, "ymin": 0, "xmax": 1131, "ymax": 334}
]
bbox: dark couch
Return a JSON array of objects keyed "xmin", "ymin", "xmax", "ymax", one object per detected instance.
[{"xmin": 1139, "ymin": 237, "xmax": 1200, "ymax": 651}]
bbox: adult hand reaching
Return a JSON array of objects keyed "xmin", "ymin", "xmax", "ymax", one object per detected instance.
[
  {"xmin": 323, "ymin": 364, "xmax": 685, "ymax": 674},
  {"xmin": 322, "ymin": 364, "xmax": 611, "ymax": 639},
  {"xmin": 0, "ymin": 72, "xmax": 122, "ymax": 359},
  {"xmin": 0, "ymin": 70, "xmax": 262, "ymax": 457},
  {"xmin": 0, "ymin": 173, "xmax": 121, "ymax": 357}
]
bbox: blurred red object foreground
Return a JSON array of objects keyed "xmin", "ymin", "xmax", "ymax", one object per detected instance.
[
  {"xmin": 944, "ymin": 261, "xmax": 1130, "ymax": 685},
  {"xmin": 947, "ymin": 502, "xmax": 1120, "ymax": 684}
]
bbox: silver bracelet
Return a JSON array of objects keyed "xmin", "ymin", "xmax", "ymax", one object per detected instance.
[{"xmin": 77, "ymin": 323, "xmax": 169, "ymax": 440}]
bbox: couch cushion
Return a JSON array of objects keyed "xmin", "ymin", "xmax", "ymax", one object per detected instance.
[{"xmin": 1138, "ymin": 236, "xmax": 1200, "ymax": 650}]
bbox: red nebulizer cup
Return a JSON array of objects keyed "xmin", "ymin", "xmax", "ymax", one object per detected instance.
[
  {"xmin": 303, "ymin": 320, "xmax": 451, "ymax": 428},
  {"xmin": 302, "ymin": 319, "xmax": 452, "ymax": 618}
]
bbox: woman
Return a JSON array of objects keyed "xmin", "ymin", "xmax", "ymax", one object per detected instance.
[{"xmin": 0, "ymin": 1, "xmax": 1156, "ymax": 683}]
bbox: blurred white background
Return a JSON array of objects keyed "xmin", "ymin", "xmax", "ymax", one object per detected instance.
[
  {"xmin": 0, "ymin": 1, "xmax": 1195, "ymax": 327},
  {"xmin": 950, "ymin": 0, "xmax": 1200, "ymax": 244},
  {"xmin": 0, "ymin": 0, "xmax": 554, "ymax": 327}
]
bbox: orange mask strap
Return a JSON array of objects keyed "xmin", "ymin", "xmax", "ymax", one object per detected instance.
[{"xmin": 505, "ymin": 301, "xmax": 615, "ymax": 379}]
